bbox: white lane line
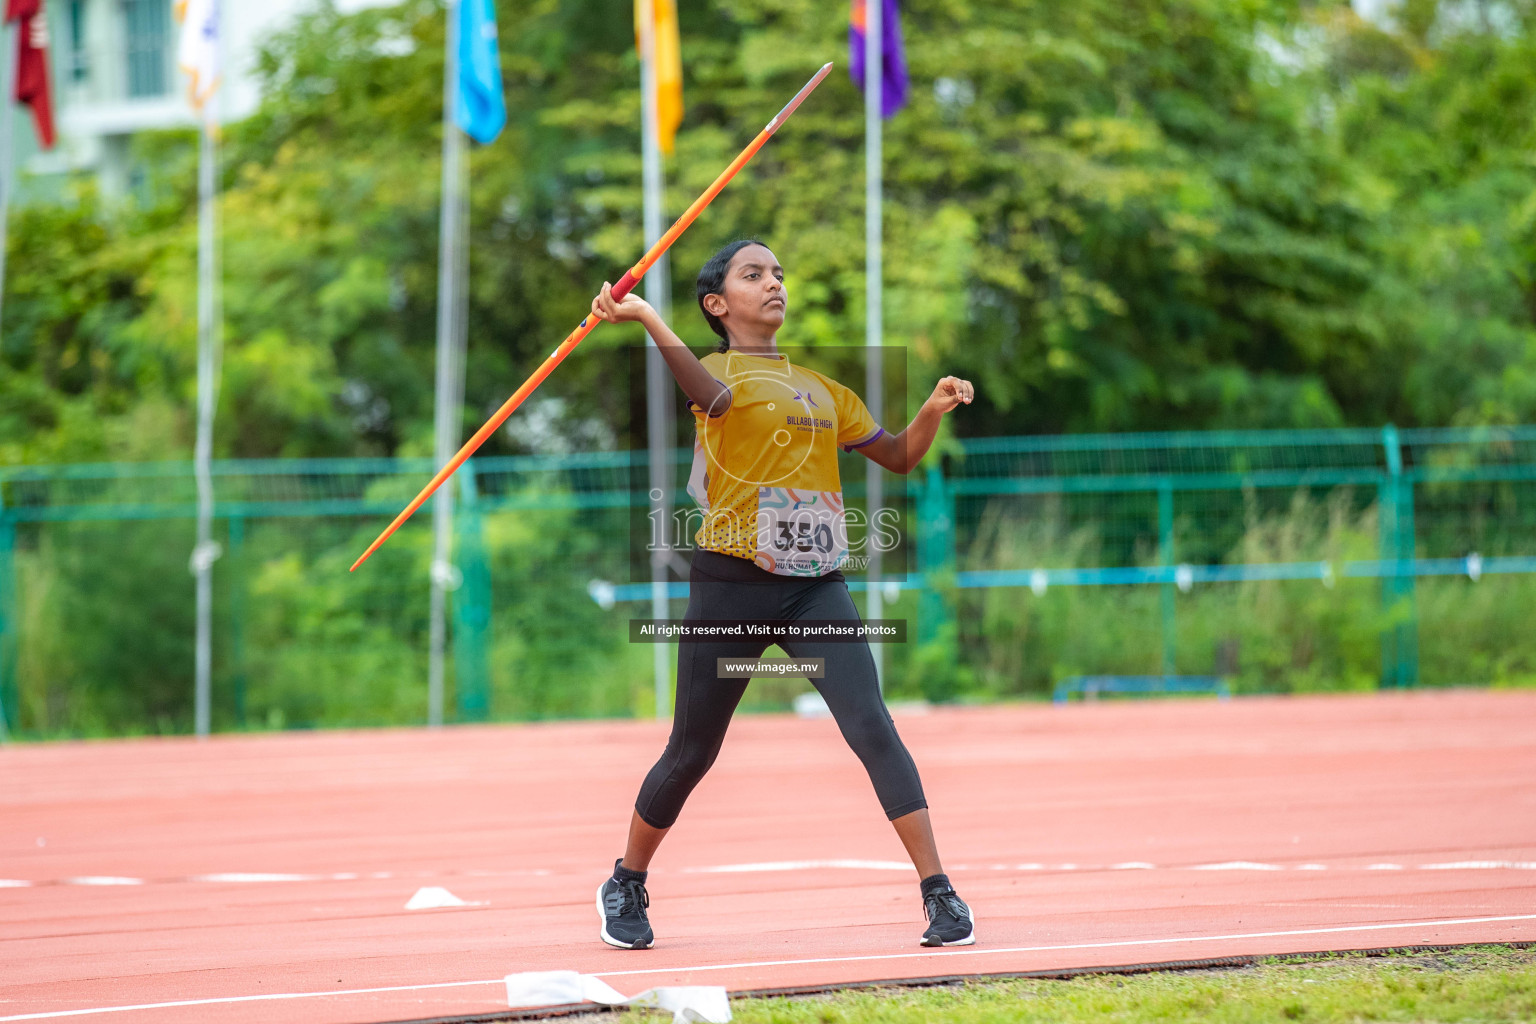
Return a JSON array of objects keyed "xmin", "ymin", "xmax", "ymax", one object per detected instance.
[
  {"xmin": 10, "ymin": 860, "xmax": 1534, "ymax": 891},
  {"xmin": 0, "ymin": 980, "xmax": 499, "ymax": 1022},
  {"xmin": 1422, "ymin": 861, "xmax": 1536, "ymax": 870},
  {"xmin": 594, "ymin": 912, "xmax": 1536, "ymax": 980},
  {"xmin": 11, "ymin": 861, "xmax": 1536, "ymax": 890},
  {"xmin": 2, "ymin": 868, "xmax": 543, "ymax": 888},
  {"xmin": 4, "ymin": 913, "xmax": 1533, "ymax": 1021},
  {"xmin": 684, "ymin": 860, "xmax": 911, "ymax": 873},
  {"xmin": 686, "ymin": 859, "xmax": 1536, "ymax": 876}
]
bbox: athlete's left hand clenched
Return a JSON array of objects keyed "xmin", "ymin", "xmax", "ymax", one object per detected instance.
[{"xmin": 926, "ymin": 376, "xmax": 975, "ymax": 415}]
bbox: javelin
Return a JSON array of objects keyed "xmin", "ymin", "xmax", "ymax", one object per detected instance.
[{"xmin": 350, "ymin": 62, "xmax": 834, "ymax": 572}]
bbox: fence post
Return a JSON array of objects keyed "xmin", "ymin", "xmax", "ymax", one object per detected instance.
[
  {"xmin": 1379, "ymin": 425, "xmax": 1419, "ymax": 688},
  {"xmin": 0, "ymin": 511, "xmax": 14, "ymax": 739},
  {"xmin": 453, "ymin": 464, "xmax": 491, "ymax": 721},
  {"xmin": 916, "ymin": 463, "xmax": 956, "ymax": 645},
  {"xmin": 1395, "ymin": 461, "xmax": 1419, "ymax": 688},
  {"xmin": 1158, "ymin": 480, "xmax": 1176, "ymax": 675},
  {"xmin": 1378, "ymin": 428, "xmax": 1397, "ymax": 688},
  {"xmin": 227, "ymin": 516, "xmax": 246, "ymax": 729}
]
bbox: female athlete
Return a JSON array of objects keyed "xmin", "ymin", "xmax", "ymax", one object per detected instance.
[{"xmin": 587, "ymin": 239, "xmax": 976, "ymax": 950}]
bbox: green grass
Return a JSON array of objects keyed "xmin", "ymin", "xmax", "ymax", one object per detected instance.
[{"xmin": 594, "ymin": 946, "xmax": 1536, "ymax": 1024}]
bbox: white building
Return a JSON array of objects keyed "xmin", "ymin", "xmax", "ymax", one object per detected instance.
[{"xmin": 10, "ymin": 0, "xmax": 387, "ymax": 200}]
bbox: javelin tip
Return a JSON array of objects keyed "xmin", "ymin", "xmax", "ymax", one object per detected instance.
[{"xmin": 766, "ymin": 62, "xmax": 836, "ymax": 132}]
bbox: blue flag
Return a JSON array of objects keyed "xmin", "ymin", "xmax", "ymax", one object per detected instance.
[{"xmin": 456, "ymin": 0, "xmax": 506, "ymax": 144}]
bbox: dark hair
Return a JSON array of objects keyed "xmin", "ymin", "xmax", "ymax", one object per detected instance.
[{"xmin": 696, "ymin": 238, "xmax": 769, "ymax": 353}]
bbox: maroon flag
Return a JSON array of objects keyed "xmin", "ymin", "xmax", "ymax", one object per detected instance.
[{"xmin": 6, "ymin": 0, "xmax": 56, "ymax": 149}]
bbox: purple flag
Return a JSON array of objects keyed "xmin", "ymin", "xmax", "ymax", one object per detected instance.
[{"xmin": 849, "ymin": 0, "xmax": 908, "ymax": 118}]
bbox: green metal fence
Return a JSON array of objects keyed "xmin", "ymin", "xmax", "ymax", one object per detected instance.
[
  {"xmin": 2, "ymin": 425, "xmax": 1534, "ymax": 736},
  {"xmin": 928, "ymin": 425, "xmax": 1536, "ymax": 691}
]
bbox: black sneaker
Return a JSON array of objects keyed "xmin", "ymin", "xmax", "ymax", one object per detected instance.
[
  {"xmin": 597, "ymin": 860, "xmax": 654, "ymax": 949},
  {"xmin": 920, "ymin": 885, "xmax": 975, "ymax": 947}
]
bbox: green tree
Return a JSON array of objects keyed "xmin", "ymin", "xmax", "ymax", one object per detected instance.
[
  {"xmin": 8, "ymin": 0, "xmax": 1481, "ymax": 463},
  {"xmin": 1324, "ymin": 0, "xmax": 1536, "ymax": 426}
]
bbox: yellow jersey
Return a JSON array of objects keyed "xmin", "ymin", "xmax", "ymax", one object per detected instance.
[{"xmin": 684, "ymin": 349, "xmax": 883, "ymax": 576}]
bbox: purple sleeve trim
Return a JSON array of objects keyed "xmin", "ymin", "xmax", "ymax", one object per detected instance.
[
  {"xmin": 843, "ymin": 427, "xmax": 885, "ymax": 452},
  {"xmin": 685, "ymin": 377, "xmax": 732, "ymax": 416}
]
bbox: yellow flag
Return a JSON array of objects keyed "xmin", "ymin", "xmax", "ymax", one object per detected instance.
[{"xmin": 635, "ymin": 0, "xmax": 683, "ymax": 156}]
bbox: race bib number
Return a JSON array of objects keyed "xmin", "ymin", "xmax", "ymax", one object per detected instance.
[{"xmin": 753, "ymin": 487, "xmax": 850, "ymax": 576}]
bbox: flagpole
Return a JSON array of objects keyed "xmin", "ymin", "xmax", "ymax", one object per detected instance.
[
  {"xmin": 429, "ymin": 0, "xmax": 469, "ymax": 729},
  {"xmin": 639, "ymin": 0, "xmax": 674, "ymax": 722},
  {"xmin": 863, "ymin": 0, "xmax": 885, "ymax": 692},
  {"xmin": 0, "ymin": 19, "xmax": 16, "ymax": 342},
  {"xmin": 191, "ymin": 1, "xmax": 225, "ymax": 739}
]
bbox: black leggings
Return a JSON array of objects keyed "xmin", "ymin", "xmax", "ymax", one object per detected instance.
[{"xmin": 634, "ymin": 549, "xmax": 928, "ymax": 829}]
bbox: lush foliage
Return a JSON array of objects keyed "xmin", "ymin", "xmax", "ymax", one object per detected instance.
[
  {"xmin": 6, "ymin": 0, "xmax": 1536, "ymax": 734},
  {"xmin": 7, "ymin": 0, "xmax": 1536, "ymax": 462}
]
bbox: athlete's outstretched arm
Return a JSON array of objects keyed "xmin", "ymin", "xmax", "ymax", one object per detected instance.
[
  {"xmin": 856, "ymin": 376, "xmax": 974, "ymax": 475},
  {"xmin": 591, "ymin": 283, "xmax": 733, "ymax": 417}
]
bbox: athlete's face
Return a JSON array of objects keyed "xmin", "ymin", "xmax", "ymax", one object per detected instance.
[{"xmin": 712, "ymin": 244, "xmax": 786, "ymax": 335}]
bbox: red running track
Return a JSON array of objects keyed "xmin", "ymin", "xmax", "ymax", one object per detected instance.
[{"xmin": 2, "ymin": 691, "xmax": 1534, "ymax": 1023}]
